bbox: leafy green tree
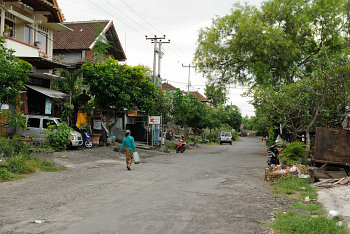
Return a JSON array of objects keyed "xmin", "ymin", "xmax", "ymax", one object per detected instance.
[
  {"xmin": 171, "ymin": 89, "xmax": 208, "ymax": 135},
  {"xmin": 0, "ymin": 37, "xmax": 31, "ymax": 105},
  {"xmin": 252, "ymin": 49, "xmax": 350, "ymax": 149},
  {"xmin": 204, "ymin": 83, "xmax": 227, "ymax": 107},
  {"xmin": 82, "ymin": 57, "xmax": 159, "ymax": 115},
  {"xmin": 194, "ymin": 0, "xmax": 349, "ymax": 87}
]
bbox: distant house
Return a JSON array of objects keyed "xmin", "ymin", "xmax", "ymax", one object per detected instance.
[
  {"xmin": 1, "ymin": 0, "xmax": 71, "ymax": 116},
  {"xmin": 182, "ymin": 91, "xmax": 209, "ymax": 103},
  {"xmin": 53, "ymin": 20, "xmax": 126, "ymax": 68},
  {"xmin": 162, "ymin": 82, "xmax": 178, "ymax": 93}
]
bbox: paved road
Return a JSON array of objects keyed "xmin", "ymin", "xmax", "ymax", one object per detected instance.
[{"xmin": 0, "ymin": 135, "xmax": 277, "ymax": 233}]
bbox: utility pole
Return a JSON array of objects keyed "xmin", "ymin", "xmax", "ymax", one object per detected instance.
[
  {"xmin": 182, "ymin": 64, "xmax": 196, "ymax": 93},
  {"xmin": 145, "ymin": 35, "xmax": 169, "ymax": 86}
]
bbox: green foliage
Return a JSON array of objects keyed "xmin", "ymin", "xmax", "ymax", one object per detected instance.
[
  {"xmin": 271, "ymin": 174, "xmax": 316, "ymax": 199},
  {"xmin": 0, "ymin": 111, "xmax": 27, "ymax": 133},
  {"xmin": 194, "ymin": 0, "xmax": 349, "ymax": 87},
  {"xmin": 279, "ymin": 142, "xmax": 307, "ymax": 165},
  {"xmin": 0, "ymin": 168, "xmax": 11, "ymax": 181},
  {"xmin": 45, "ymin": 122, "xmax": 72, "ymax": 151},
  {"xmin": 0, "ymin": 37, "xmax": 32, "ymax": 105},
  {"xmin": 164, "ymin": 141, "xmax": 177, "ymax": 150},
  {"xmin": 0, "ymin": 137, "xmax": 31, "ymax": 159},
  {"xmin": 6, "ymin": 155, "xmax": 33, "ymax": 174},
  {"xmin": 269, "ymin": 211, "xmax": 349, "ymax": 234},
  {"xmin": 82, "ymin": 58, "xmax": 159, "ymax": 114},
  {"xmin": 204, "ymin": 84, "xmax": 227, "ymax": 107}
]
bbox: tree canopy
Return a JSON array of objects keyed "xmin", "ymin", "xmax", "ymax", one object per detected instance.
[
  {"xmin": 194, "ymin": 0, "xmax": 350, "ymax": 87},
  {"xmin": 82, "ymin": 57, "xmax": 159, "ymax": 114},
  {"xmin": 0, "ymin": 37, "xmax": 31, "ymax": 105}
]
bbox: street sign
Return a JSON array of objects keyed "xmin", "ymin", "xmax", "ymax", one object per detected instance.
[
  {"xmin": 149, "ymin": 116, "xmax": 161, "ymax": 125},
  {"xmin": 154, "ymin": 127, "xmax": 159, "ymax": 144}
]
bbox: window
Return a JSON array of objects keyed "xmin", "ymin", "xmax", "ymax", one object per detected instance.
[
  {"xmin": 43, "ymin": 119, "xmax": 56, "ymax": 129},
  {"xmin": 24, "ymin": 25, "xmax": 32, "ymax": 44},
  {"xmin": 27, "ymin": 118, "xmax": 40, "ymax": 128},
  {"xmin": 37, "ymin": 31, "xmax": 47, "ymax": 54}
]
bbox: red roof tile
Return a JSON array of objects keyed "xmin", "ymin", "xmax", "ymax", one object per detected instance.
[
  {"xmin": 162, "ymin": 83, "xmax": 178, "ymax": 91},
  {"xmin": 182, "ymin": 91, "xmax": 209, "ymax": 102},
  {"xmin": 53, "ymin": 20, "xmax": 109, "ymax": 50}
]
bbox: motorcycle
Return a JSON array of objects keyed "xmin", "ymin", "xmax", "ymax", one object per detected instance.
[
  {"xmin": 266, "ymin": 144, "xmax": 283, "ymax": 166},
  {"xmin": 82, "ymin": 130, "xmax": 93, "ymax": 148},
  {"xmin": 176, "ymin": 139, "xmax": 186, "ymax": 153}
]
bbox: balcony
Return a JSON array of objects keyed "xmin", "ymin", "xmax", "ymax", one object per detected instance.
[{"xmin": 4, "ymin": 36, "xmax": 40, "ymax": 57}]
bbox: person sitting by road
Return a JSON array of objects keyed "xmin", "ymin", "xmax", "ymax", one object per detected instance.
[{"xmin": 118, "ymin": 130, "xmax": 136, "ymax": 171}]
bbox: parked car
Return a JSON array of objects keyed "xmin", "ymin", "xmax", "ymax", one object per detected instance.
[
  {"xmin": 18, "ymin": 115, "xmax": 83, "ymax": 148},
  {"xmin": 219, "ymin": 131, "xmax": 233, "ymax": 145}
]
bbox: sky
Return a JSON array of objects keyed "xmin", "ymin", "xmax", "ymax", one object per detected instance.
[{"xmin": 58, "ymin": 0, "xmax": 262, "ymax": 117}]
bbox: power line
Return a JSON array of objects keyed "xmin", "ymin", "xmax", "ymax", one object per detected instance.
[
  {"xmin": 88, "ymin": 0, "xmax": 145, "ymax": 37},
  {"xmin": 118, "ymin": 0, "xmax": 163, "ymax": 35},
  {"xmin": 104, "ymin": 0, "xmax": 152, "ymax": 35}
]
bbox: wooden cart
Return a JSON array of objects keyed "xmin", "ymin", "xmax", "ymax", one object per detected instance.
[{"xmin": 309, "ymin": 127, "xmax": 350, "ymax": 180}]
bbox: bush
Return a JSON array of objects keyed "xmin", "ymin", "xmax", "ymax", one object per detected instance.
[
  {"xmin": 0, "ymin": 137, "xmax": 30, "ymax": 159},
  {"xmin": 45, "ymin": 122, "xmax": 73, "ymax": 151},
  {"xmin": 0, "ymin": 168, "xmax": 11, "ymax": 181},
  {"xmin": 279, "ymin": 142, "xmax": 307, "ymax": 165},
  {"xmin": 164, "ymin": 141, "xmax": 177, "ymax": 149}
]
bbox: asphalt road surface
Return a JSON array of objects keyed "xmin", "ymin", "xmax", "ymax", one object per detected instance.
[{"xmin": 0, "ymin": 134, "xmax": 278, "ymax": 234}]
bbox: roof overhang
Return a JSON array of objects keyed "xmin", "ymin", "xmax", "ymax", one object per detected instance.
[
  {"xmin": 28, "ymin": 72, "xmax": 62, "ymax": 80},
  {"xmin": 18, "ymin": 57, "xmax": 67, "ymax": 69},
  {"xmin": 42, "ymin": 22, "xmax": 72, "ymax": 32},
  {"xmin": 25, "ymin": 84, "xmax": 69, "ymax": 99}
]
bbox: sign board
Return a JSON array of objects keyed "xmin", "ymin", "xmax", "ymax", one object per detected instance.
[
  {"xmin": 127, "ymin": 110, "xmax": 138, "ymax": 116},
  {"xmin": 149, "ymin": 116, "xmax": 161, "ymax": 125},
  {"xmin": 45, "ymin": 99, "xmax": 52, "ymax": 115}
]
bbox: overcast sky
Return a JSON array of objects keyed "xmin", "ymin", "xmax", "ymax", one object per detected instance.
[{"xmin": 58, "ymin": 0, "xmax": 262, "ymax": 117}]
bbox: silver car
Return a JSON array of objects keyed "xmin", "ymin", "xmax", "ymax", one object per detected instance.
[{"xmin": 19, "ymin": 115, "xmax": 83, "ymax": 147}]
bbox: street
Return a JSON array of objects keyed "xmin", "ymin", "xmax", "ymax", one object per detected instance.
[{"xmin": 0, "ymin": 135, "xmax": 278, "ymax": 234}]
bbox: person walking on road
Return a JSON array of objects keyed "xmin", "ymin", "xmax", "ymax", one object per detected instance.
[{"xmin": 119, "ymin": 130, "xmax": 136, "ymax": 170}]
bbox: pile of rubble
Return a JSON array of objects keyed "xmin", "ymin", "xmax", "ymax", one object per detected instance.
[{"xmin": 314, "ymin": 177, "xmax": 350, "ymax": 188}]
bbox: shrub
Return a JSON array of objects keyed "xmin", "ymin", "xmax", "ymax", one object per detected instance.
[
  {"xmin": 45, "ymin": 122, "xmax": 73, "ymax": 151},
  {"xmin": 0, "ymin": 168, "xmax": 11, "ymax": 181},
  {"xmin": 0, "ymin": 137, "xmax": 31, "ymax": 159},
  {"xmin": 279, "ymin": 142, "xmax": 307, "ymax": 165},
  {"xmin": 164, "ymin": 141, "xmax": 176, "ymax": 149}
]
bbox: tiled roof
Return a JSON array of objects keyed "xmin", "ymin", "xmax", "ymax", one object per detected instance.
[
  {"xmin": 162, "ymin": 83, "xmax": 178, "ymax": 91},
  {"xmin": 53, "ymin": 20, "xmax": 109, "ymax": 50},
  {"xmin": 182, "ymin": 91, "xmax": 209, "ymax": 102}
]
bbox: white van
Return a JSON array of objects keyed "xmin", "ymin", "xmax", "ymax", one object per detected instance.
[
  {"xmin": 219, "ymin": 131, "xmax": 233, "ymax": 145},
  {"xmin": 19, "ymin": 115, "xmax": 83, "ymax": 148}
]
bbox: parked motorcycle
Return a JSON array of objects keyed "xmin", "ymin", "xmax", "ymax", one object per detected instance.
[
  {"xmin": 266, "ymin": 144, "xmax": 283, "ymax": 166},
  {"xmin": 176, "ymin": 138, "xmax": 186, "ymax": 153},
  {"xmin": 82, "ymin": 130, "xmax": 93, "ymax": 148}
]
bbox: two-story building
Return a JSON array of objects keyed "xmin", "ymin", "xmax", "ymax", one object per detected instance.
[{"xmin": 0, "ymin": 0, "xmax": 70, "ymax": 116}]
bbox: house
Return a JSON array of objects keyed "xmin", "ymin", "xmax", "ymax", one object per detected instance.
[
  {"xmin": 182, "ymin": 91, "xmax": 209, "ymax": 103},
  {"xmin": 0, "ymin": 0, "xmax": 71, "ymax": 117},
  {"xmin": 162, "ymin": 82, "xmax": 178, "ymax": 93},
  {"xmin": 53, "ymin": 20, "xmax": 128, "ymax": 143},
  {"xmin": 53, "ymin": 20, "xmax": 126, "ymax": 68}
]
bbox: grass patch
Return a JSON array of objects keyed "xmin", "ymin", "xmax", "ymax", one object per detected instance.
[
  {"xmin": 271, "ymin": 174, "xmax": 315, "ymax": 197},
  {"xmin": 269, "ymin": 211, "xmax": 349, "ymax": 234},
  {"xmin": 268, "ymin": 175, "xmax": 350, "ymax": 233},
  {"xmin": 164, "ymin": 141, "xmax": 177, "ymax": 150},
  {"xmin": 292, "ymin": 203, "xmax": 320, "ymax": 210}
]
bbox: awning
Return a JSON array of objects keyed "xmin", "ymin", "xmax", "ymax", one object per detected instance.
[
  {"xmin": 25, "ymin": 84, "xmax": 69, "ymax": 99},
  {"xmin": 18, "ymin": 57, "xmax": 67, "ymax": 69}
]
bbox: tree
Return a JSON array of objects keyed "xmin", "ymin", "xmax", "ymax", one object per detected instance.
[
  {"xmin": 252, "ymin": 49, "xmax": 350, "ymax": 149},
  {"xmin": 0, "ymin": 37, "xmax": 31, "ymax": 105},
  {"xmin": 194, "ymin": 0, "xmax": 349, "ymax": 87},
  {"xmin": 204, "ymin": 83, "xmax": 227, "ymax": 107},
  {"xmin": 171, "ymin": 89, "xmax": 208, "ymax": 135},
  {"xmin": 82, "ymin": 57, "xmax": 159, "ymax": 114}
]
